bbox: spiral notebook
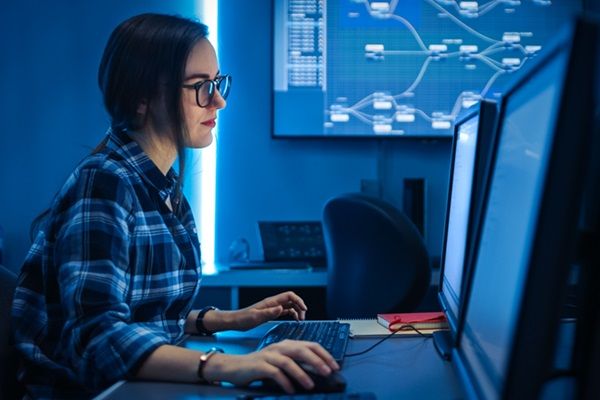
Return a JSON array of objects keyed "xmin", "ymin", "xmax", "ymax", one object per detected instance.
[{"xmin": 337, "ymin": 318, "xmax": 443, "ymax": 338}]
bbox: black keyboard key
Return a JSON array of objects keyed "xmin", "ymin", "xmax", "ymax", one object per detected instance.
[{"xmin": 256, "ymin": 321, "xmax": 350, "ymax": 363}]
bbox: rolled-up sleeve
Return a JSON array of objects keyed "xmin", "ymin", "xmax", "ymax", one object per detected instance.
[{"xmin": 54, "ymin": 168, "xmax": 169, "ymax": 389}]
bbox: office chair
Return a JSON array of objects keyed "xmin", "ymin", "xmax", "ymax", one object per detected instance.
[
  {"xmin": 322, "ymin": 193, "xmax": 431, "ymax": 319},
  {"xmin": 0, "ymin": 264, "xmax": 21, "ymax": 400}
]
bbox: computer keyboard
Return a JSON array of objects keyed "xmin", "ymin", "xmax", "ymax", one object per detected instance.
[
  {"xmin": 256, "ymin": 321, "xmax": 351, "ymax": 363},
  {"xmin": 237, "ymin": 393, "xmax": 376, "ymax": 400}
]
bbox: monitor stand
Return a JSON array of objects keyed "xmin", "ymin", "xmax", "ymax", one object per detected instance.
[{"xmin": 432, "ymin": 330, "xmax": 453, "ymax": 361}]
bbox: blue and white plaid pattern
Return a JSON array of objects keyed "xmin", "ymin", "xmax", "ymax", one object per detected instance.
[{"xmin": 11, "ymin": 128, "xmax": 202, "ymax": 399}]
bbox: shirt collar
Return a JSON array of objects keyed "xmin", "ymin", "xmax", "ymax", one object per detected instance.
[{"xmin": 105, "ymin": 128, "xmax": 178, "ymax": 202}]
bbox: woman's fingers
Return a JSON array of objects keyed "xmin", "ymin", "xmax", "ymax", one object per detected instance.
[
  {"xmin": 262, "ymin": 363, "xmax": 296, "ymax": 394},
  {"xmin": 288, "ymin": 301, "xmax": 307, "ymax": 320},
  {"xmin": 220, "ymin": 340, "xmax": 339, "ymax": 393},
  {"xmin": 269, "ymin": 291, "xmax": 308, "ymax": 312},
  {"xmin": 282, "ymin": 291, "xmax": 308, "ymax": 312},
  {"xmin": 278, "ymin": 298, "xmax": 306, "ymax": 320},
  {"xmin": 269, "ymin": 340, "xmax": 339, "ymax": 375},
  {"xmin": 304, "ymin": 341, "xmax": 340, "ymax": 371},
  {"xmin": 264, "ymin": 351, "xmax": 314, "ymax": 391},
  {"xmin": 281, "ymin": 307, "xmax": 300, "ymax": 321}
]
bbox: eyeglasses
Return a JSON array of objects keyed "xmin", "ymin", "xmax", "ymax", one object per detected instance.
[{"xmin": 182, "ymin": 74, "xmax": 232, "ymax": 108}]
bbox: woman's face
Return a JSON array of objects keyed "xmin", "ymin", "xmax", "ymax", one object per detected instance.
[{"xmin": 182, "ymin": 38, "xmax": 227, "ymax": 148}]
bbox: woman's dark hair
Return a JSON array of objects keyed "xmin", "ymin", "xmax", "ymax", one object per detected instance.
[
  {"xmin": 97, "ymin": 13, "xmax": 209, "ymax": 210},
  {"xmin": 30, "ymin": 14, "xmax": 208, "ymax": 241}
]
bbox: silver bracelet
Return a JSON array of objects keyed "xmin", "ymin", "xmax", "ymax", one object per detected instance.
[{"xmin": 197, "ymin": 347, "xmax": 224, "ymax": 384}]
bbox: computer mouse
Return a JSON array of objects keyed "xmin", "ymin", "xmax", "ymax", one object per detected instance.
[{"xmin": 258, "ymin": 364, "xmax": 346, "ymax": 394}]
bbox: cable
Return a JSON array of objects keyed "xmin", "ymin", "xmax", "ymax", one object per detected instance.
[{"xmin": 344, "ymin": 324, "xmax": 431, "ymax": 357}]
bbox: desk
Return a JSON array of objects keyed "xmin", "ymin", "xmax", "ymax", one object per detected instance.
[{"xmin": 96, "ymin": 322, "xmax": 464, "ymax": 400}]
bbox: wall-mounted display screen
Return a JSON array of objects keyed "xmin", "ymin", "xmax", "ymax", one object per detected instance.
[{"xmin": 273, "ymin": 0, "xmax": 580, "ymax": 138}]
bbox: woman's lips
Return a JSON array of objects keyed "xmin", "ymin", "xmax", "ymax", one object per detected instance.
[{"xmin": 201, "ymin": 119, "xmax": 216, "ymax": 127}]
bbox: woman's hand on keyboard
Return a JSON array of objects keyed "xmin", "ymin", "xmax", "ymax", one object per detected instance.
[
  {"xmin": 227, "ymin": 291, "xmax": 308, "ymax": 331},
  {"xmin": 202, "ymin": 339, "xmax": 340, "ymax": 394}
]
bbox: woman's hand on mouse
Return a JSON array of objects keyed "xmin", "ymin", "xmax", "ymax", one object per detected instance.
[{"xmin": 201, "ymin": 339, "xmax": 340, "ymax": 393}]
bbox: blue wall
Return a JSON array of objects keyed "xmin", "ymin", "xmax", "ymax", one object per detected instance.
[
  {"xmin": 0, "ymin": 0, "xmax": 465, "ymax": 273},
  {"xmin": 0, "ymin": 0, "xmax": 196, "ymax": 272},
  {"xmin": 215, "ymin": 0, "xmax": 452, "ymax": 265},
  {"xmin": 214, "ymin": 0, "xmax": 600, "ymax": 264},
  {"xmin": 4, "ymin": 1, "xmax": 598, "ymax": 272}
]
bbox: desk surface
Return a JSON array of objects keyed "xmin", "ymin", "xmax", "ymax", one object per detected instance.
[{"xmin": 96, "ymin": 322, "xmax": 464, "ymax": 400}]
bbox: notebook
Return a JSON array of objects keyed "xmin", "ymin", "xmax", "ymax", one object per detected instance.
[
  {"xmin": 338, "ymin": 319, "xmax": 442, "ymax": 338},
  {"xmin": 377, "ymin": 311, "xmax": 448, "ymax": 331}
]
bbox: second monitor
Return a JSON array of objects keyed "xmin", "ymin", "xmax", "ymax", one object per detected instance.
[{"xmin": 435, "ymin": 99, "xmax": 500, "ymax": 359}]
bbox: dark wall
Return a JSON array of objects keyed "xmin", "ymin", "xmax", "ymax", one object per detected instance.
[
  {"xmin": 586, "ymin": 0, "xmax": 600, "ymax": 13},
  {"xmin": 0, "ymin": 0, "xmax": 196, "ymax": 272}
]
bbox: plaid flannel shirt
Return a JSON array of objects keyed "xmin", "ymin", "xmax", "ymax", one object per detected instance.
[{"xmin": 11, "ymin": 128, "xmax": 202, "ymax": 399}]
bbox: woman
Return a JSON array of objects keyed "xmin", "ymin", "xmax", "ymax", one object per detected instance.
[{"xmin": 11, "ymin": 13, "xmax": 338, "ymax": 399}]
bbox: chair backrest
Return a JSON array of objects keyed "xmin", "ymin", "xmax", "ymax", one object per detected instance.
[
  {"xmin": 322, "ymin": 193, "xmax": 431, "ymax": 319},
  {"xmin": 0, "ymin": 264, "xmax": 20, "ymax": 400}
]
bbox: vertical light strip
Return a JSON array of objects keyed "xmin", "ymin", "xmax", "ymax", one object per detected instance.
[{"xmin": 193, "ymin": 0, "xmax": 218, "ymax": 274}]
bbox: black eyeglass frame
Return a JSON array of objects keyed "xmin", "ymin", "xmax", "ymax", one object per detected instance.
[{"xmin": 182, "ymin": 74, "xmax": 232, "ymax": 108}]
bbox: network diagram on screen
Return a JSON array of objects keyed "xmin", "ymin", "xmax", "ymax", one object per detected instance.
[{"xmin": 273, "ymin": 0, "xmax": 579, "ymax": 137}]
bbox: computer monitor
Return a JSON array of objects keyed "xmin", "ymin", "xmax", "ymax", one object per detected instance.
[
  {"xmin": 434, "ymin": 99, "xmax": 499, "ymax": 359},
  {"xmin": 452, "ymin": 18, "xmax": 599, "ymax": 400},
  {"xmin": 437, "ymin": 106, "xmax": 479, "ymax": 334},
  {"xmin": 258, "ymin": 221, "xmax": 327, "ymax": 267},
  {"xmin": 456, "ymin": 98, "xmax": 502, "ymax": 332}
]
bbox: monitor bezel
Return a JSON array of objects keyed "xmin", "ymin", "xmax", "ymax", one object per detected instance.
[
  {"xmin": 437, "ymin": 105, "xmax": 480, "ymax": 338},
  {"xmin": 572, "ymin": 37, "xmax": 600, "ymax": 397},
  {"xmin": 437, "ymin": 99, "xmax": 500, "ymax": 346},
  {"xmin": 454, "ymin": 99, "xmax": 500, "ymax": 344}
]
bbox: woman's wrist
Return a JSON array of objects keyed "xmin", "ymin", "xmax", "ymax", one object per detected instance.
[
  {"xmin": 202, "ymin": 309, "xmax": 237, "ymax": 332},
  {"xmin": 200, "ymin": 352, "xmax": 230, "ymax": 383},
  {"xmin": 197, "ymin": 347, "xmax": 224, "ymax": 383},
  {"xmin": 196, "ymin": 306, "xmax": 219, "ymax": 335}
]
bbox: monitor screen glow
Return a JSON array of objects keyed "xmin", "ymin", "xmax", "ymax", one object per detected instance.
[{"xmin": 441, "ymin": 114, "xmax": 480, "ymax": 324}]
